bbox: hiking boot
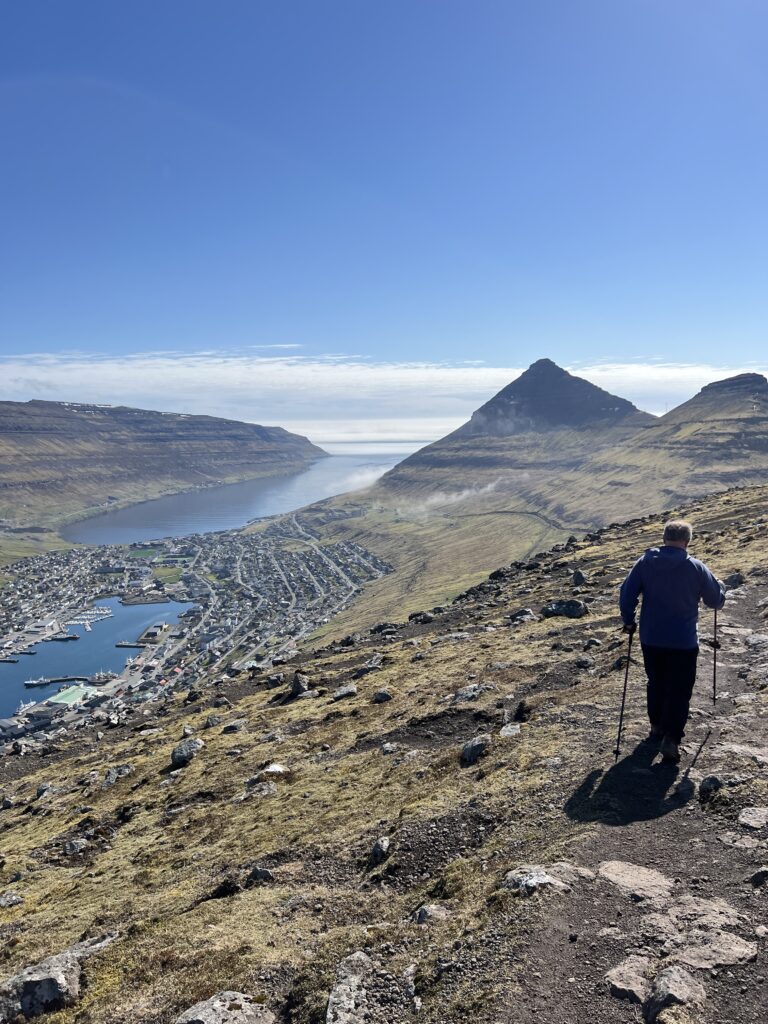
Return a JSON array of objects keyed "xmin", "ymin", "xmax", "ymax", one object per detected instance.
[{"xmin": 660, "ymin": 735, "xmax": 680, "ymax": 763}]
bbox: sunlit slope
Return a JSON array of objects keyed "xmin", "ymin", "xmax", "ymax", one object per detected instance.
[
  {"xmin": 307, "ymin": 365, "xmax": 768, "ymax": 631},
  {"xmin": 3, "ymin": 483, "xmax": 767, "ymax": 1023},
  {"xmin": 0, "ymin": 400, "xmax": 325, "ymax": 531}
]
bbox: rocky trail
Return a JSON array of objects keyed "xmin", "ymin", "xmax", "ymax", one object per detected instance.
[
  {"xmin": 1, "ymin": 486, "xmax": 767, "ymax": 1023},
  {"xmin": 498, "ymin": 574, "xmax": 768, "ymax": 1024}
]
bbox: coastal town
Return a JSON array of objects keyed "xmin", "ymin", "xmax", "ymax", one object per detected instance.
[{"xmin": 0, "ymin": 513, "xmax": 391, "ymax": 754}]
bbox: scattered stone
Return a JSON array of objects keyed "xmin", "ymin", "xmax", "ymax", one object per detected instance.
[
  {"xmin": 583, "ymin": 637, "xmax": 602, "ymax": 650},
  {"xmin": 738, "ymin": 806, "xmax": 768, "ymax": 830},
  {"xmin": 326, "ymin": 951, "xmax": 374, "ymax": 1024},
  {"xmin": 370, "ymin": 836, "xmax": 390, "ymax": 865},
  {"xmin": 184, "ymin": 689, "xmax": 202, "ymax": 704},
  {"xmin": 170, "ymin": 738, "xmax": 205, "ymax": 769},
  {"xmin": 412, "ymin": 903, "xmax": 450, "ymax": 923},
  {"xmin": 62, "ymin": 839, "xmax": 89, "ymax": 857},
  {"xmin": 174, "ymin": 991, "xmax": 275, "ymax": 1024},
  {"xmin": 290, "ymin": 672, "xmax": 310, "ymax": 697},
  {"xmin": 452, "ymin": 683, "xmax": 485, "ymax": 703},
  {"xmin": 372, "ymin": 689, "xmax": 392, "ymax": 704},
  {"xmin": 333, "ymin": 683, "xmax": 357, "ymax": 701},
  {"xmin": 605, "ymin": 954, "xmax": 652, "ymax": 1004},
  {"xmin": 254, "ymin": 763, "xmax": 291, "ymax": 780},
  {"xmin": 747, "ymin": 865, "xmax": 768, "ymax": 887},
  {"xmin": 500, "ymin": 722, "xmax": 521, "ymax": 738},
  {"xmin": 460, "ymin": 733, "xmax": 491, "ymax": 765},
  {"xmin": 598, "ymin": 861, "xmax": 675, "ymax": 902},
  {"xmin": 0, "ymin": 935, "xmax": 117, "ymax": 1021},
  {"xmin": 0, "ymin": 892, "xmax": 23, "ymax": 909},
  {"xmin": 509, "ymin": 608, "xmax": 538, "ymax": 624},
  {"xmin": 645, "ymin": 966, "xmax": 706, "ymax": 1022},
  {"xmin": 541, "ymin": 599, "xmax": 589, "ymax": 619},
  {"xmin": 103, "ymin": 764, "xmax": 135, "ymax": 789},
  {"xmin": 723, "ymin": 571, "xmax": 746, "ymax": 590},
  {"xmin": 205, "ymin": 715, "xmax": 223, "ymax": 729},
  {"xmin": 381, "ymin": 742, "xmax": 398, "ymax": 755},
  {"xmin": 503, "ymin": 865, "xmax": 571, "ymax": 896},
  {"xmin": 222, "ymin": 719, "xmax": 247, "ymax": 734},
  {"xmin": 572, "ymin": 569, "xmax": 589, "ymax": 586}
]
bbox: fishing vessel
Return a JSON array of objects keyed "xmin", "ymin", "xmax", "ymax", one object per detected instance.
[
  {"xmin": 24, "ymin": 677, "xmax": 54, "ymax": 688},
  {"xmin": 15, "ymin": 699, "xmax": 36, "ymax": 715},
  {"xmin": 88, "ymin": 670, "xmax": 118, "ymax": 685}
]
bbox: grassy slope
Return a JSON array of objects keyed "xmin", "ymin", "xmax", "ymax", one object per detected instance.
[
  {"xmin": 0, "ymin": 401, "xmax": 324, "ymax": 531},
  {"xmin": 2, "ymin": 483, "xmax": 766, "ymax": 1023},
  {"xmin": 297, "ymin": 382, "xmax": 768, "ymax": 635}
]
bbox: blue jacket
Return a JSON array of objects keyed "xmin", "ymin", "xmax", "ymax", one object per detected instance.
[{"xmin": 619, "ymin": 546, "xmax": 725, "ymax": 650}]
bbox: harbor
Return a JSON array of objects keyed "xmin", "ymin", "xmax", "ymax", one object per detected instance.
[{"xmin": 0, "ymin": 596, "xmax": 194, "ymax": 718}]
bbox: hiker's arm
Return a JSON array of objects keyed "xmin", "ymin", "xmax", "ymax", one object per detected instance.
[
  {"xmin": 619, "ymin": 560, "xmax": 643, "ymax": 627},
  {"xmin": 700, "ymin": 564, "xmax": 726, "ymax": 610}
]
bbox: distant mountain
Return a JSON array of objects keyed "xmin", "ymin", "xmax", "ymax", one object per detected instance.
[
  {"xmin": 0, "ymin": 400, "xmax": 325, "ymax": 530},
  {"xmin": 308, "ymin": 361, "xmax": 768, "ymax": 632},
  {"xmin": 452, "ymin": 358, "xmax": 653, "ymax": 437},
  {"xmin": 382, "ymin": 359, "xmax": 654, "ymax": 495}
]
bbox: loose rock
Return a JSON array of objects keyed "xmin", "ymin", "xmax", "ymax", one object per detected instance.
[
  {"xmin": 171, "ymin": 738, "xmax": 205, "ymax": 768},
  {"xmin": 605, "ymin": 954, "xmax": 652, "ymax": 1004},
  {"xmin": 645, "ymin": 966, "xmax": 706, "ymax": 1022},
  {"xmin": 175, "ymin": 991, "xmax": 275, "ymax": 1024},
  {"xmin": 460, "ymin": 733, "xmax": 491, "ymax": 765}
]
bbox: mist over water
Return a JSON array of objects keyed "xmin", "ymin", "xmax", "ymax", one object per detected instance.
[{"xmin": 60, "ymin": 451, "xmax": 415, "ymax": 546}]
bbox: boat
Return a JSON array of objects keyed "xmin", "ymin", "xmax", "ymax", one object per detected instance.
[
  {"xmin": 15, "ymin": 699, "xmax": 36, "ymax": 715},
  {"xmin": 88, "ymin": 670, "xmax": 118, "ymax": 685},
  {"xmin": 24, "ymin": 677, "xmax": 54, "ymax": 688}
]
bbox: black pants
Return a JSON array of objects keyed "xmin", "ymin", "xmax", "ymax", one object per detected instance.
[{"xmin": 641, "ymin": 644, "xmax": 699, "ymax": 743}]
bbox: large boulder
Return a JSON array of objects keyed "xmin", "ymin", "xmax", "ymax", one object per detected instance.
[
  {"xmin": 0, "ymin": 935, "xmax": 116, "ymax": 1020},
  {"xmin": 175, "ymin": 991, "xmax": 275, "ymax": 1024},
  {"xmin": 171, "ymin": 738, "xmax": 205, "ymax": 769}
]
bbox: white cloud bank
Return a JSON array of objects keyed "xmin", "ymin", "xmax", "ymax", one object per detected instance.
[{"xmin": 0, "ymin": 350, "xmax": 765, "ymax": 446}]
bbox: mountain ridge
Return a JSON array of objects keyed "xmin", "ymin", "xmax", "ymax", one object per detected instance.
[{"xmin": 0, "ymin": 400, "xmax": 326, "ymax": 536}]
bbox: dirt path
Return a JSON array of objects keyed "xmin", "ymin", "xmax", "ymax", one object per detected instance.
[{"xmin": 506, "ymin": 579, "xmax": 768, "ymax": 1024}]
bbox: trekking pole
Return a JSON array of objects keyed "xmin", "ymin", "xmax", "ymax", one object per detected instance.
[
  {"xmin": 712, "ymin": 606, "xmax": 718, "ymax": 706},
  {"xmin": 614, "ymin": 628, "xmax": 634, "ymax": 763}
]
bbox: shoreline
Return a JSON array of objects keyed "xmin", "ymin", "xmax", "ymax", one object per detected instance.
[{"xmin": 0, "ymin": 453, "xmax": 330, "ymax": 562}]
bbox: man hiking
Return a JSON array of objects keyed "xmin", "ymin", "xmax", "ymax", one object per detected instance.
[{"xmin": 619, "ymin": 519, "xmax": 726, "ymax": 763}]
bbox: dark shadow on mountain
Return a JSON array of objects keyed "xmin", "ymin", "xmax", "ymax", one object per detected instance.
[{"xmin": 564, "ymin": 739, "xmax": 695, "ymax": 826}]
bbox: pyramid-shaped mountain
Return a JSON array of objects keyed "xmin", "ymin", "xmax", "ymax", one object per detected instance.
[
  {"xmin": 453, "ymin": 358, "xmax": 653, "ymax": 437},
  {"xmin": 305, "ymin": 363, "xmax": 768, "ymax": 630}
]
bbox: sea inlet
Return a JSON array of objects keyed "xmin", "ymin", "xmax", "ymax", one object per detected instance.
[{"xmin": 60, "ymin": 450, "xmax": 405, "ymax": 546}]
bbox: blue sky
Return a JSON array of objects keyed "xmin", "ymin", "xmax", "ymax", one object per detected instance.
[{"xmin": 1, "ymin": 2, "xmax": 767, "ymax": 442}]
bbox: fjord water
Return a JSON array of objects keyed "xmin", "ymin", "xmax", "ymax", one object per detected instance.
[
  {"xmin": 61, "ymin": 451, "xmax": 406, "ymax": 546},
  {"xmin": 0, "ymin": 597, "xmax": 194, "ymax": 718}
]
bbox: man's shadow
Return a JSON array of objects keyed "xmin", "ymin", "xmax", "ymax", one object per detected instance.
[{"xmin": 564, "ymin": 738, "xmax": 695, "ymax": 826}]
